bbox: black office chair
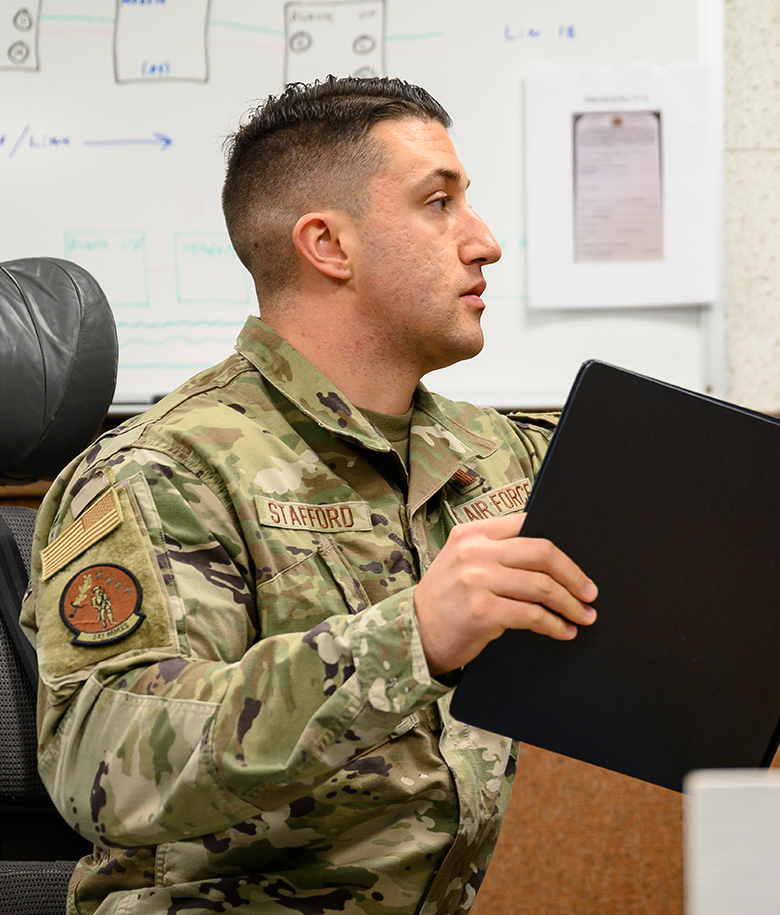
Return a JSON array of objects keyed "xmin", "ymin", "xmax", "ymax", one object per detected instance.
[{"xmin": 0, "ymin": 257, "xmax": 118, "ymax": 915}]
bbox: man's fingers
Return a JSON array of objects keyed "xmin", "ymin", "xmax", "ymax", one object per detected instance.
[
  {"xmin": 495, "ymin": 531, "xmax": 598, "ymax": 606},
  {"xmin": 414, "ymin": 513, "xmax": 599, "ymax": 674},
  {"xmin": 476, "ymin": 511, "xmax": 527, "ymax": 539},
  {"xmin": 503, "ymin": 568, "xmax": 598, "ymax": 627},
  {"xmin": 495, "ymin": 595, "xmax": 580, "ymax": 641}
]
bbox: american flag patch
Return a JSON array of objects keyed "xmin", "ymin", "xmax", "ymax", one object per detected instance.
[{"xmin": 41, "ymin": 489, "xmax": 123, "ymax": 581}]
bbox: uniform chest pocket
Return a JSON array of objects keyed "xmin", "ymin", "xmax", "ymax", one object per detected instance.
[{"xmin": 255, "ymin": 534, "xmax": 371, "ymax": 638}]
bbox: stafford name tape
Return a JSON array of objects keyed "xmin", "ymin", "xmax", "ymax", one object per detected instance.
[{"xmin": 256, "ymin": 497, "xmax": 372, "ymax": 533}]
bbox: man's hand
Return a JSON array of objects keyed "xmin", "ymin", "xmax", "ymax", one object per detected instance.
[{"xmin": 414, "ymin": 513, "xmax": 597, "ymax": 676}]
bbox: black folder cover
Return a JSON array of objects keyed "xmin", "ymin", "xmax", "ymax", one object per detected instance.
[{"xmin": 450, "ymin": 361, "xmax": 780, "ymax": 792}]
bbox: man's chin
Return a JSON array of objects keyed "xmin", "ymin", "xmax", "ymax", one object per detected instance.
[
  {"xmin": 459, "ymin": 325, "xmax": 485, "ymax": 362},
  {"xmin": 425, "ymin": 334, "xmax": 485, "ymax": 377}
]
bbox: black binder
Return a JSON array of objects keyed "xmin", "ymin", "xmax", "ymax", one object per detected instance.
[{"xmin": 450, "ymin": 361, "xmax": 780, "ymax": 792}]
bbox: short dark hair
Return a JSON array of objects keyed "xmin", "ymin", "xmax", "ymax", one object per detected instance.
[{"xmin": 222, "ymin": 76, "xmax": 452, "ymax": 303}]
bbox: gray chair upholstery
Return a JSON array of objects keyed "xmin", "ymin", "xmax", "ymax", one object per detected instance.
[
  {"xmin": 0, "ymin": 861, "xmax": 79, "ymax": 914},
  {"xmin": 0, "ymin": 257, "xmax": 118, "ymax": 483},
  {"xmin": 0, "ymin": 257, "xmax": 118, "ymax": 914}
]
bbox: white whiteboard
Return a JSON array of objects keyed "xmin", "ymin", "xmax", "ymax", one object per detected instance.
[{"xmin": 0, "ymin": 0, "xmax": 722, "ymax": 408}]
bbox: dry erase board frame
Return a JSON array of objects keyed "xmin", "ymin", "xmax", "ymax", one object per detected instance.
[{"xmin": 0, "ymin": 0, "xmax": 722, "ymax": 408}]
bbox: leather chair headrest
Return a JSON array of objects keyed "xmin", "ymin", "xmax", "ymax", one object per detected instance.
[{"xmin": 0, "ymin": 257, "xmax": 118, "ymax": 483}]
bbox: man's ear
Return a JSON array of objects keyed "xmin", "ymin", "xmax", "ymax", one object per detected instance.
[{"xmin": 293, "ymin": 211, "xmax": 355, "ymax": 281}]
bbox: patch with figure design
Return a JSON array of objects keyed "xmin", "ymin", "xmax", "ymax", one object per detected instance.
[{"xmin": 60, "ymin": 564, "xmax": 145, "ymax": 646}]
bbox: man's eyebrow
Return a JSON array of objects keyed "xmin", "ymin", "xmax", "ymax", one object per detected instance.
[{"xmin": 421, "ymin": 167, "xmax": 470, "ymax": 188}]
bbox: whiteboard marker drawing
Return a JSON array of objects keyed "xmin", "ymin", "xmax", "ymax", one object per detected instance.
[
  {"xmin": 284, "ymin": 0, "xmax": 385, "ymax": 85},
  {"xmin": 0, "ymin": 1, "xmax": 40, "ymax": 71},
  {"xmin": 114, "ymin": 0, "xmax": 211, "ymax": 84},
  {"xmin": 64, "ymin": 231, "xmax": 150, "ymax": 309}
]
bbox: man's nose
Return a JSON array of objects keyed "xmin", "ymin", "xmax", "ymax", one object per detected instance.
[{"xmin": 463, "ymin": 208, "xmax": 502, "ymax": 265}]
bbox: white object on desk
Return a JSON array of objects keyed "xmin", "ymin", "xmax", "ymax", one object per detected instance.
[{"xmin": 685, "ymin": 769, "xmax": 780, "ymax": 915}]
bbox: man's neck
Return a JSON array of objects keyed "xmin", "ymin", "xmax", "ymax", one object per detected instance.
[{"xmin": 262, "ymin": 307, "xmax": 419, "ymax": 415}]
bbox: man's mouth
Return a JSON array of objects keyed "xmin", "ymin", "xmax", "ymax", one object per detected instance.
[{"xmin": 461, "ymin": 279, "xmax": 487, "ymax": 302}]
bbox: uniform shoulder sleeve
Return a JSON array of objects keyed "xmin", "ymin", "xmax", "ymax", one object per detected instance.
[
  {"xmin": 506, "ymin": 410, "xmax": 560, "ymax": 433},
  {"xmin": 498, "ymin": 410, "xmax": 560, "ymax": 475}
]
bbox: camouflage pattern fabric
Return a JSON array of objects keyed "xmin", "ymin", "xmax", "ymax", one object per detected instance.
[{"xmin": 22, "ymin": 317, "xmax": 558, "ymax": 915}]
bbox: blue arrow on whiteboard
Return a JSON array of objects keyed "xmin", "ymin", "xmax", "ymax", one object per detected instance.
[{"xmin": 84, "ymin": 132, "xmax": 172, "ymax": 151}]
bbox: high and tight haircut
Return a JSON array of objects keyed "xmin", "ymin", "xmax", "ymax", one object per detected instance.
[{"xmin": 222, "ymin": 76, "xmax": 452, "ymax": 302}]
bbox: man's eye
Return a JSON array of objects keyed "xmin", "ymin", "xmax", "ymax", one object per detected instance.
[{"xmin": 432, "ymin": 196, "xmax": 451, "ymax": 211}]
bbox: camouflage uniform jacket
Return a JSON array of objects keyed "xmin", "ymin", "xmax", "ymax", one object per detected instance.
[{"xmin": 23, "ymin": 317, "xmax": 557, "ymax": 915}]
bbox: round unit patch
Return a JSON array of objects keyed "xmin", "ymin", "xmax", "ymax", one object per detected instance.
[{"xmin": 60, "ymin": 564, "xmax": 145, "ymax": 646}]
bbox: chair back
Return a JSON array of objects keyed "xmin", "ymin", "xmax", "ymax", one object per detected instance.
[
  {"xmin": 0, "ymin": 257, "xmax": 117, "ymax": 911},
  {"xmin": 0, "ymin": 257, "xmax": 118, "ymax": 483},
  {"xmin": 0, "ymin": 505, "xmax": 94, "ymax": 861}
]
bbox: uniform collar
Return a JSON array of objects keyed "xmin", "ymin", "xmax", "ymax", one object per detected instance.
[{"xmin": 235, "ymin": 316, "xmax": 497, "ymax": 491}]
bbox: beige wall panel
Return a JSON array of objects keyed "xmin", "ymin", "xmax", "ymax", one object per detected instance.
[
  {"xmin": 724, "ymin": 151, "xmax": 780, "ymax": 410},
  {"xmin": 724, "ymin": 0, "xmax": 780, "ymax": 411},
  {"xmin": 724, "ymin": 0, "xmax": 780, "ymax": 150}
]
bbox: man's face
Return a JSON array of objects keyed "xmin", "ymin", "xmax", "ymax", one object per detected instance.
[{"xmin": 348, "ymin": 117, "xmax": 501, "ymax": 378}]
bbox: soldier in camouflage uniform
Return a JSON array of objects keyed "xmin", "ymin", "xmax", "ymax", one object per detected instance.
[{"xmin": 22, "ymin": 77, "xmax": 597, "ymax": 914}]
